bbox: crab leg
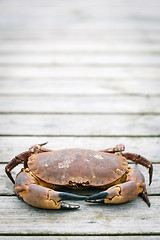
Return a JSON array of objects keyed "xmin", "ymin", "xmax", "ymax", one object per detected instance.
[
  {"xmin": 5, "ymin": 150, "xmax": 33, "ymax": 184},
  {"xmin": 100, "ymin": 144, "xmax": 153, "ymax": 185},
  {"xmin": 121, "ymin": 152, "xmax": 153, "ymax": 185},
  {"xmin": 86, "ymin": 167, "xmax": 150, "ymax": 207},
  {"xmin": 5, "ymin": 143, "xmax": 51, "ymax": 184},
  {"xmin": 15, "ymin": 169, "xmax": 86, "ymax": 210}
]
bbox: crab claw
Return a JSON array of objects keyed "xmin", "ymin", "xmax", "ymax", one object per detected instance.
[
  {"xmin": 86, "ymin": 168, "xmax": 151, "ymax": 207},
  {"xmin": 59, "ymin": 192, "xmax": 87, "ymax": 201},
  {"xmin": 86, "ymin": 192, "xmax": 107, "ymax": 202},
  {"xmin": 86, "ymin": 183, "xmax": 139, "ymax": 205},
  {"xmin": 86, "ymin": 192, "xmax": 108, "ymax": 203},
  {"xmin": 15, "ymin": 169, "xmax": 86, "ymax": 210}
]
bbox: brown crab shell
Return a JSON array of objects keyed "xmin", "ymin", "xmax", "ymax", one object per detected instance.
[{"xmin": 27, "ymin": 149, "xmax": 129, "ymax": 187}]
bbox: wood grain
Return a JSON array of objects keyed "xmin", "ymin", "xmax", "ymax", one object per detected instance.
[
  {"xmin": 0, "ymin": 79, "xmax": 160, "ymax": 96},
  {"xmin": 0, "ymin": 67, "xmax": 160, "ymax": 79},
  {"xmin": 0, "ymin": 54, "xmax": 160, "ymax": 66},
  {"xmin": 0, "ymin": 237, "xmax": 159, "ymax": 240},
  {"xmin": 0, "ymin": 114, "xmax": 159, "ymax": 136},
  {"xmin": 0, "ymin": 196, "xmax": 159, "ymax": 235},
  {"xmin": 0, "ymin": 96, "xmax": 160, "ymax": 113},
  {"xmin": 0, "ymin": 137, "xmax": 159, "ymax": 163},
  {"xmin": 0, "ymin": 41, "xmax": 160, "ymax": 54}
]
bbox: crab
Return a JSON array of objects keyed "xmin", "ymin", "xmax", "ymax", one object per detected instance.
[{"xmin": 5, "ymin": 143, "xmax": 153, "ymax": 210}]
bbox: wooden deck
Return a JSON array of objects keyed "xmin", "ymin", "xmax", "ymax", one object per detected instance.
[{"xmin": 0, "ymin": 0, "xmax": 160, "ymax": 239}]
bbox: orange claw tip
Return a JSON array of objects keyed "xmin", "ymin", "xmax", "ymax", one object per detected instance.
[{"xmin": 61, "ymin": 202, "xmax": 80, "ymax": 210}]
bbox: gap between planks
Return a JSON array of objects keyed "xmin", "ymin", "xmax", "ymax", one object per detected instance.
[
  {"xmin": 1, "ymin": 113, "xmax": 160, "ymax": 115},
  {"xmin": 0, "ymin": 234, "xmax": 159, "ymax": 238}
]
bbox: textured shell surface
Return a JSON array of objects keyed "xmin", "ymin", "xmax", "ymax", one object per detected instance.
[{"xmin": 28, "ymin": 149, "xmax": 128, "ymax": 186}]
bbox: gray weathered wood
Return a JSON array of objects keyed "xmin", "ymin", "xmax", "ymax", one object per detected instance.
[
  {"xmin": 1, "ymin": 33, "xmax": 160, "ymax": 41},
  {"xmin": 0, "ymin": 41, "xmax": 160, "ymax": 54},
  {"xmin": 0, "ymin": 114, "xmax": 159, "ymax": 136},
  {"xmin": 0, "ymin": 79, "xmax": 160, "ymax": 96},
  {"xmin": 0, "ymin": 196, "xmax": 159, "ymax": 235},
  {"xmin": 0, "ymin": 237, "xmax": 159, "ymax": 240},
  {"xmin": 0, "ymin": 54, "xmax": 160, "ymax": 66},
  {"xmin": 1, "ymin": 34, "xmax": 160, "ymax": 41},
  {"xmin": 0, "ymin": 96, "xmax": 160, "ymax": 113},
  {"xmin": 0, "ymin": 67, "xmax": 160, "ymax": 79},
  {"xmin": 0, "ymin": 136, "xmax": 159, "ymax": 163}
]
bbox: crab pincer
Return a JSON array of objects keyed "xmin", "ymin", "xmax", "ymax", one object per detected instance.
[
  {"xmin": 86, "ymin": 167, "xmax": 151, "ymax": 207},
  {"xmin": 15, "ymin": 169, "xmax": 86, "ymax": 210}
]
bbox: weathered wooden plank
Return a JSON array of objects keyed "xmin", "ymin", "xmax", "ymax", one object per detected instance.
[
  {"xmin": 1, "ymin": 27, "xmax": 160, "ymax": 37},
  {"xmin": 0, "ymin": 23, "xmax": 160, "ymax": 31},
  {"xmin": 1, "ymin": 19, "xmax": 160, "ymax": 34},
  {"xmin": 0, "ymin": 5, "xmax": 159, "ymax": 24},
  {"xmin": 0, "ymin": 137, "xmax": 159, "ymax": 163},
  {"xmin": 0, "ymin": 14, "xmax": 160, "ymax": 29},
  {"xmin": 0, "ymin": 114, "xmax": 159, "ymax": 136},
  {"xmin": 1, "ymin": 0, "xmax": 160, "ymax": 8},
  {"xmin": 0, "ymin": 31, "xmax": 160, "ymax": 40},
  {"xmin": 0, "ymin": 54, "xmax": 160, "ymax": 66},
  {"xmin": 0, "ymin": 196, "xmax": 159, "ymax": 235},
  {"xmin": 1, "ymin": 35, "xmax": 160, "ymax": 41},
  {"xmin": 1, "ymin": 163, "xmax": 158, "ymax": 196},
  {"xmin": 1, "ymin": 1, "xmax": 159, "ymax": 15},
  {"xmin": 0, "ymin": 96, "xmax": 159, "ymax": 113},
  {"xmin": 0, "ymin": 67, "xmax": 160, "ymax": 79},
  {"xmin": 0, "ymin": 41, "xmax": 160, "ymax": 54},
  {"xmin": 0, "ymin": 79, "xmax": 160, "ymax": 95},
  {"xmin": 1, "ymin": 21, "xmax": 160, "ymax": 32},
  {"xmin": 0, "ymin": 66, "xmax": 160, "ymax": 79},
  {"xmin": 0, "ymin": 237, "xmax": 159, "ymax": 240}
]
